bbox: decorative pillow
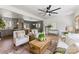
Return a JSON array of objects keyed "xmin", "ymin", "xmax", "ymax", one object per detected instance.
[
  {"xmin": 15, "ymin": 30, "xmax": 25, "ymax": 38},
  {"xmin": 55, "ymin": 47, "xmax": 66, "ymax": 54},
  {"xmin": 16, "ymin": 32, "xmax": 21, "ymax": 38},
  {"xmin": 66, "ymin": 44, "xmax": 79, "ymax": 54}
]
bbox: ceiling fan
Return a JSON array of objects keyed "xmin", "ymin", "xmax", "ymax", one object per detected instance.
[{"xmin": 38, "ymin": 5, "xmax": 61, "ymax": 16}]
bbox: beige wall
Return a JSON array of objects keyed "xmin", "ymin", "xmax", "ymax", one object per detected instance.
[{"xmin": 43, "ymin": 15, "xmax": 74, "ymax": 32}]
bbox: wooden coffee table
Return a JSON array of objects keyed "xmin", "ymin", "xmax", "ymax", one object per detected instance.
[{"xmin": 29, "ymin": 36, "xmax": 52, "ymax": 54}]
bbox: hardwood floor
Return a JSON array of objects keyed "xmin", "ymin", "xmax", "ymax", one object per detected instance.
[{"xmin": 0, "ymin": 35, "xmax": 59, "ymax": 54}]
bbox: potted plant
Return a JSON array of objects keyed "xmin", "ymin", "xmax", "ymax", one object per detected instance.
[
  {"xmin": 38, "ymin": 32, "xmax": 46, "ymax": 41},
  {"xmin": 0, "ymin": 19, "xmax": 5, "ymax": 29},
  {"xmin": 63, "ymin": 32, "xmax": 68, "ymax": 36}
]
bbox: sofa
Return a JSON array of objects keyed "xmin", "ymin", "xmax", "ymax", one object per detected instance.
[{"xmin": 56, "ymin": 35, "xmax": 79, "ymax": 54}]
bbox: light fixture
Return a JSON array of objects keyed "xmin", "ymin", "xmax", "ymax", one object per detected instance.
[{"xmin": 17, "ymin": 22, "xmax": 19, "ymax": 25}]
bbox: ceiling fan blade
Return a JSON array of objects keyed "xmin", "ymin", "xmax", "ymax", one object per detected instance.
[
  {"xmin": 39, "ymin": 12, "xmax": 44, "ymax": 14},
  {"xmin": 47, "ymin": 5, "xmax": 52, "ymax": 10},
  {"xmin": 39, "ymin": 12, "xmax": 46, "ymax": 16},
  {"xmin": 38, "ymin": 9, "xmax": 45, "ymax": 12},
  {"xmin": 43, "ymin": 13, "xmax": 46, "ymax": 16},
  {"xmin": 49, "ymin": 5, "xmax": 52, "ymax": 8},
  {"xmin": 51, "ymin": 12, "xmax": 58, "ymax": 14},
  {"xmin": 49, "ymin": 5, "xmax": 52, "ymax": 9},
  {"xmin": 51, "ymin": 8, "xmax": 61, "ymax": 11}
]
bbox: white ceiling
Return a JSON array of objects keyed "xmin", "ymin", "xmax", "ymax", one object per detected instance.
[
  {"xmin": 0, "ymin": 8, "xmax": 23, "ymax": 18},
  {"xmin": 12, "ymin": 5, "xmax": 79, "ymax": 19}
]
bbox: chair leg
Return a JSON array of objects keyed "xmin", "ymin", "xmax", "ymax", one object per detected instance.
[{"xmin": 13, "ymin": 44, "xmax": 18, "ymax": 51}]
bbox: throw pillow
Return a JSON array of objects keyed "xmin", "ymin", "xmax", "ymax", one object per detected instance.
[{"xmin": 55, "ymin": 47, "xmax": 66, "ymax": 54}]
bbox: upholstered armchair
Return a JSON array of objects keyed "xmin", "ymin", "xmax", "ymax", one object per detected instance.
[
  {"xmin": 13, "ymin": 30, "xmax": 29, "ymax": 46},
  {"xmin": 31, "ymin": 29, "xmax": 39, "ymax": 38}
]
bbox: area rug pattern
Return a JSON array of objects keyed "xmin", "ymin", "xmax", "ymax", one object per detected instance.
[{"xmin": 0, "ymin": 35, "xmax": 58, "ymax": 54}]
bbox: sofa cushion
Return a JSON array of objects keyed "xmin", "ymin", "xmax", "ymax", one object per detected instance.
[
  {"xmin": 64, "ymin": 37, "xmax": 75, "ymax": 46},
  {"xmin": 14, "ymin": 30, "xmax": 25, "ymax": 38},
  {"xmin": 57, "ymin": 39, "xmax": 68, "ymax": 49},
  {"xmin": 66, "ymin": 44, "xmax": 79, "ymax": 54}
]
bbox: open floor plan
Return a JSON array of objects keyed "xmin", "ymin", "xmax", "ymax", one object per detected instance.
[{"xmin": 0, "ymin": 5, "xmax": 79, "ymax": 54}]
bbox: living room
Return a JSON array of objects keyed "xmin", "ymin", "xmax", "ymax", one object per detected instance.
[{"xmin": 0, "ymin": 5, "xmax": 79, "ymax": 54}]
